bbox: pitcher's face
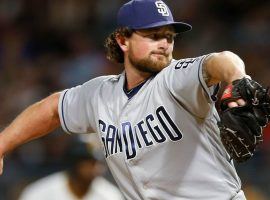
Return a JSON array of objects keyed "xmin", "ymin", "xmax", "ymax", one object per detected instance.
[{"xmin": 127, "ymin": 25, "xmax": 176, "ymax": 73}]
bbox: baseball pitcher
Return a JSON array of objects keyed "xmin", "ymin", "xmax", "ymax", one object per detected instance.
[{"xmin": 0, "ymin": 0, "xmax": 269, "ymax": 199}]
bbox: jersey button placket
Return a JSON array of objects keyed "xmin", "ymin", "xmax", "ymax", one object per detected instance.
[
  {"xmin": 143, "ymin": 180, "xmax": 150, "ymax": 189},
  {"xmin": 129, "ymin": 159, "xmax": 139, "ymax": 165},
  {"xmin": 129, "ymin": 159, "xmax": 135, "ymax": 165}
]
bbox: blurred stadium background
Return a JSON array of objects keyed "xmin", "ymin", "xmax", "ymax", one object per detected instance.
[{"xmin": 0, "ymin": 0, "xmax": 269, "ymax": 199}]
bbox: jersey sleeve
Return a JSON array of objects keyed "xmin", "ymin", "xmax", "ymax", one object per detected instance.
[
  {"xmin": 163, "ymin": 55, "xmax": 219, "ymax": 118},
  {"xmin": 58, "ymin": 77, "xmax": 104, "ymax": 134}
]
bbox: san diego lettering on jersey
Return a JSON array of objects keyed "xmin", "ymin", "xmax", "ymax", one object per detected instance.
[{"xmin": 99, "ymin": 106, "xmax": 182, "ymax": 159}]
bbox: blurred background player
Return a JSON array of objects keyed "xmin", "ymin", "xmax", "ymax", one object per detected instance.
[{"xmin": 18, "ymin": 138, "xmax": 124, "ymax": 200}]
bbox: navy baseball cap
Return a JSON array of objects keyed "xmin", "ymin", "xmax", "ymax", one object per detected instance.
[{"xmin": 117, "ymin": 0, "xmax": 192, "ymax": 33}]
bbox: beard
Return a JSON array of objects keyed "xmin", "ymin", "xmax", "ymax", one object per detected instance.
[{"xmin": 128, "ymin": 50, "xmax": 172, "ymax": 74}]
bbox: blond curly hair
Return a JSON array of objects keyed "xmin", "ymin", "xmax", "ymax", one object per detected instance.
[{"xmin": 104, "ymin": 27, "xmax": 133, "ymax": 64}]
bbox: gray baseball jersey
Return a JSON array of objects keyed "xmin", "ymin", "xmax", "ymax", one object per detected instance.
[{"xmin": 58, "ymin": 55, "xmax": 243, "ymax": 199}]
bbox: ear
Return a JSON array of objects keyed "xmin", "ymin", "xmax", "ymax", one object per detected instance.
[{"xmin": 115, "ymin": 34, "xmax": 129, "ymax": 52}]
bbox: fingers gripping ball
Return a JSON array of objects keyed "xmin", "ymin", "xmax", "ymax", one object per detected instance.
[{"xmin": 218, "ymin": 77, "xmax": 270, "ymax": 162}]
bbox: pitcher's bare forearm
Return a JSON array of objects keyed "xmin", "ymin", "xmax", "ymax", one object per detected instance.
[
  {"xmin": 203, "ymin": 51, "xmax": 246, "ymax": 86},
  {"xmin": 0, "ymin": 93, "xmax": 60, "ymax": 155}
]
